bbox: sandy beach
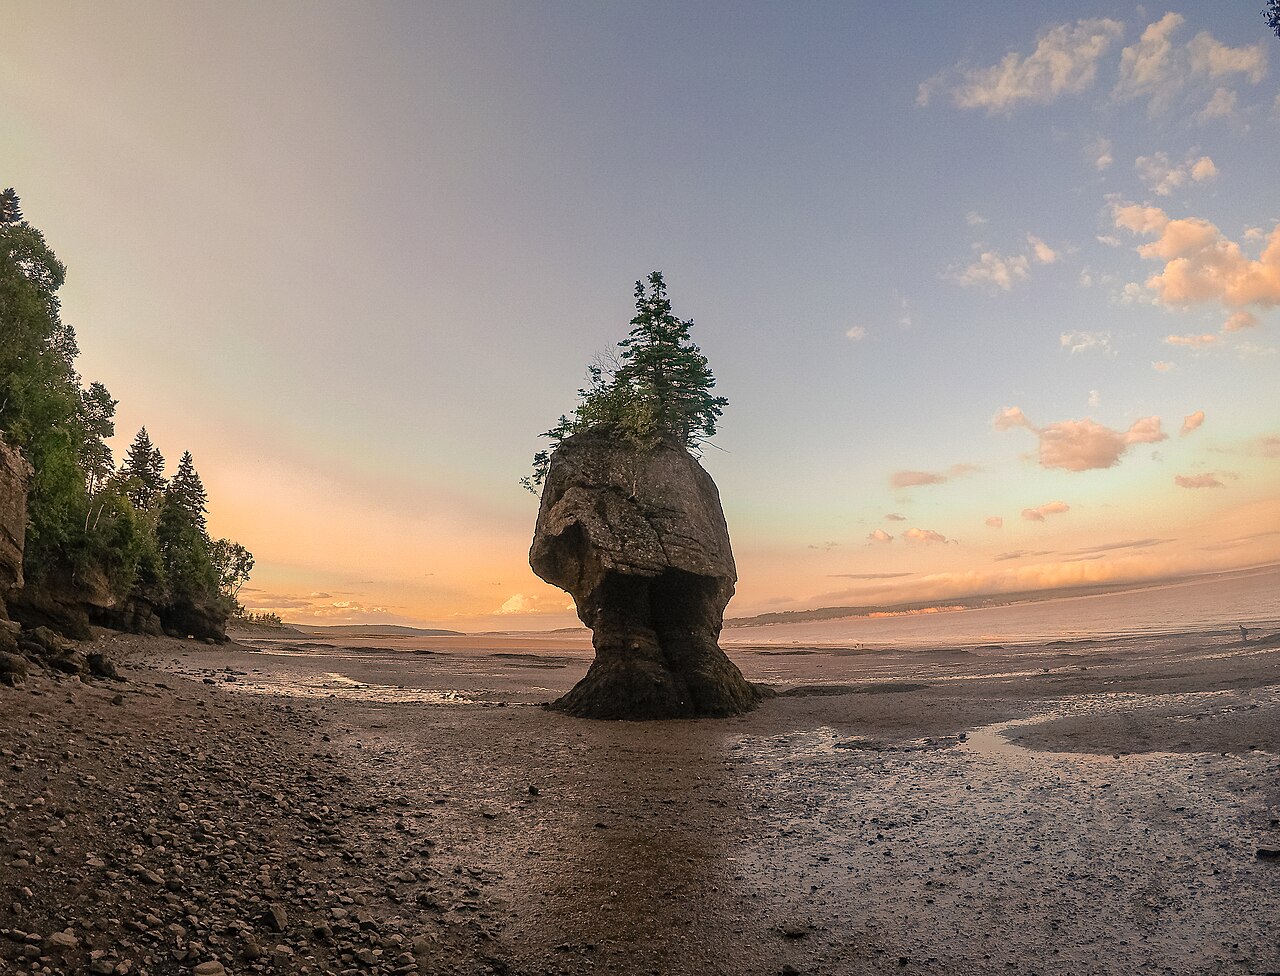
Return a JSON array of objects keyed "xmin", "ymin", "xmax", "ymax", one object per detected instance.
[{"xmin": 2, "ymin": 624, "xmax": 1278, "ymax": 976}]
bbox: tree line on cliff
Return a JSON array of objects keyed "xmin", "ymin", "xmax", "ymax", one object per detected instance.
[{"xmin": 0, "ymin": 187, "xmax": 252, "ymax": 638}]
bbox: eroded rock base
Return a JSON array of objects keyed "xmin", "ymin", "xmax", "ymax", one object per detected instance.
[{"xmin": 551, "ymin": 570, "xmax": 765, "ymax": 720}]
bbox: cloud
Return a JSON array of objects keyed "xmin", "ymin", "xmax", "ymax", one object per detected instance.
[
  {"xmin": 994, "ymin": 549, "xmax": 1056, "ymax": 562},
  {"xmin": 966, "ymin": 211, "xmax": 988, "ymax": 226},
  {"xmin": 1088, "ymin": 390, "xmax": 1101, "ymax": 407},
  {"xmin": 890, "ymin": 463, "xmax": 979, "ymax": 490},
  {"xmin": 827, "ymin": 572, "xmax": 913, "ymax": 580},
  {"xmin": 903, "ymin": 527, "xmax": 950, "ymax": 545},
  {"xmin": 867, "ymin": 529, "xmax": 894, "ymax": 544},
  {"xmin": 947, "ymin": 251, "xmax": 1030, "ymax": 291},
  {"xmin": 498, "ymin": 593, "xmax": 573, "ymax": 614},
  {"xmin": 1224, "ymin": 310, "xmax": 1258, "ymax": 331},
  {"xmin": 1115, "ymin": 12, "xmax": 1185, "ymax": 104},
  {"xmin": 1087, "ymin": 135, "xmax": 1113, "ymax": 171},
  {"xmin": 1027, "ymin": 235, "xmax": 1058, "ymax": 264},
  {"xmin": 919, "ymin": 18, "xmax": 1123, "ymax": 113},
  {"xmin": 1181, "ymin": 410, "xmax": 1205, "ymax": 436},
  {"xmin": 1152, "ymin": 360, "xmax": 1175, "ymax": 372},
  {"xmin": 1061, "ymin": 331, "xmax": 1112, "ymax": 355},
  {"xmin": 1175, "ymin": 473, "xmax": 1224, "ymax": 489},
  {"xmin": 1196, "ymin": 87, "xmax": 1238, "ymax": 123},
  {"xmin": 1114, "ymin": 203, "xmax": 1280, "ymax": 310},
  {"xmin": 986, "ymin": 516, "xmax": 1003, "ymax": 529},
  {"xmin": 1022, "ymin": 501, "xmax": 1071, "ymax": 521},
  {"xmin": 1187, "ymin": 31, "xmax": 1267, "ymax": 84},
  {"xmin": 1165, "ymin": 333, "xmax": 1219, "ymax": 348},
  {"xmin": 1066, "ymin": 538, "xmax": 1171, "ymax": 555},
  {"xmin": 845, "ymin": 326, "xmax": 867, "ymax": 341},
  {"xmin": 996, "ymin": 406, "xmax": 1166, "ymax": 471},
  {"xmin": 1134, "ymin": 152, "xmax": 1217, "ymax": 195},
  {"xmin": 885, "ymin": 512, "xmax": 907, "ymax": 522}
]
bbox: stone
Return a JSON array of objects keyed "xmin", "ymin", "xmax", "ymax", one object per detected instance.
[
  {"xmin": 0, "ymin": 650, "xmax": 28, "ymax": 686},
  {"xmin": 1257, "ymin": 845, "xmax": 1280, "ymax": 860},
  {"xmin": 192, "ymin": 962, "xmax": 226, "ymax": 976},
  {"xmin": 0, "ymin": 433, "xmax": 30, "ymax": 616},
  {"xmin": 530, "ymin": 426, "xmax": 764, "ymax": 719},
  {"xmin": 44, "ymin": 930, "xmax": 78, "ymax": 950},
  {"xmin": 263, "ymin": 902, "xmax": 289, "ymax": 932}
]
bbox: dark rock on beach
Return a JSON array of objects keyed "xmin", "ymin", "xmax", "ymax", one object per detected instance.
[{"xmin": 530, "ymin": 426, "xmax": 764, "ymax": 719}]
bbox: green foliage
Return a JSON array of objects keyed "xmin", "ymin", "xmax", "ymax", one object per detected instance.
[
  {"xmin": 524, "ymin": 272, "xmax": 727, "ymax": 491},
  {"xmin": 210, "ymin": 538, "xmax": 254, "ymax": 609},
  {"xmin": 0, "ymin": 188, "xmax": 255, "ymax": 623},
  {"xmin": 232, "ymin": 608, "xmax": 282, "ymax": 627},
  {"xmin": 121, "ymin": 427, "xmax": 166, "ymax": 511},
  {"xmin": 1268, "ymin": 1, "xmax": 1280, "ymax": 37}
]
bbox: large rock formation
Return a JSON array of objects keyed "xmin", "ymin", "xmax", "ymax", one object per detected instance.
[
  {"xmin": 530, "ymin": 426, "xmax": 764, "ymax": 720},
  {"xmin": 0, "ymin": 433, "xmax": 32, "ymax": 621}
]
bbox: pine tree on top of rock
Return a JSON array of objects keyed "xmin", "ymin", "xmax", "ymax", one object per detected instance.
[{"xmin": 524, "ymin": 271, "xmax": 728, "ymax": 490}]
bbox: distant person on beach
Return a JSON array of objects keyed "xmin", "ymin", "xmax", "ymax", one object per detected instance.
[{"xmin": 1240, "ymin": 624, "xmax": 1249, "ymax": 643}]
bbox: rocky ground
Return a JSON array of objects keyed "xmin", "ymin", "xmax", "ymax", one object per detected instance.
[
  {"xmin": 0, "ymin": 633, "xmax": 506, "ymax": 976},
  {"xmin": 2, "ymin": 628, "xmax": 1279, "ymax": 976}
]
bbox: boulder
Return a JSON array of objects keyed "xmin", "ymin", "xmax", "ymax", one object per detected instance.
[
  {"xmin": 530, "ymin": 426, "xmax": 764, "ymax": 719},
  {"xmin": 0, "ymin": 432, "xmax": 31, "ymax": 615},
  {"xmin": 158, "ymin": 596, "xmax": 230, "ymax": 643}
]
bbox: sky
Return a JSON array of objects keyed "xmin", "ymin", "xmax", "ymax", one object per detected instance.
[{"xmin": 4, "ymin": 3, "xmax": 1278, "ymax": 630}]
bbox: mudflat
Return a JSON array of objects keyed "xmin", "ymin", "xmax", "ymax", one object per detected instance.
[{"xmin": 2, "ymin": 628, "xmax": 1278, "ymax": 975}]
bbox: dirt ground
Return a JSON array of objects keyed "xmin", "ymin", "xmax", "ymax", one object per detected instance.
[{"xmin": 2, "ymin": 628, "xmax": 1279, "ymax": 975}]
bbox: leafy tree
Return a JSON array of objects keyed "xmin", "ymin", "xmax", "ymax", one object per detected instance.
[
  {"xmin": 1268, "ymin": 1, "xmax": 1280, "ymax": 37},
  {"xmin": 524, "ymin": 272, "xmax": 727, "ymax": 490},
  {"xmin": 168, "ymin": 451, "xmax": 208, "ymax": 533},
  {"xmin": 121, "ymin": 427, "xmax": 166, "ymax": 511},
  {"xmin": 210, "ymin": 538, "xmax": 254, "ymax": 607}
]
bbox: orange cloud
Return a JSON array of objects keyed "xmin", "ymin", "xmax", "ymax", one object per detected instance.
[
  {"xmin": 903, "ymin": 527, "xmax": 950, "ymax": 544},
  {"xmin": 1181, "ymin": 410, "xmax": 1205, "ymax": 436},
  {"xmin": 1114, "ymin": 203, "xmax": 1280, "ymax": 310},
  {"xmin": 890, "ymin": 464, "xmax": 979, "ymax": 490},
  {"xmin": 1224, "ymin": 311, "xmax": 1258, "ymax": 331},
  {"xmin": 986, "ymin": 516, "xmax": 1003, "ymax": 528},
  {"xmin": 1175, "ymin": 473, "xmax": 1224, "ymax": 488},
  {"xmin": 1166, "ymin": 333, "xmax": 1219, "ymax": 348},
  {"xmin": 996, "ymin": 407, "xmax": 1166, "ymax": 471},
  {"xmin": 867, "ymin": 529, "xmax": 894, "ymax": 544},
  {"xmin": 1022, "ymin": 501, "xmax": 1071, "ymax": 521}
]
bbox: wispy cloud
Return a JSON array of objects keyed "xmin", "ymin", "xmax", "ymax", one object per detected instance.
[
  {"xmin": 1224, "ymin": 311, "xmax": 1258, "ymax": 331},
  {"xmin": 946, "ymin": 250, "xmax": 1030, "ymax": 291},
  {"xmin": 918, "ymin": 18, "xmax": 1123, "ymax": 113},
  {"xmin": 845, "ymin": 325, "xmax": 867, "ymax": 341},
  {"xmin": 985, "ymin": 516, "xmax": 1003, "ymax": 529},
  {"xmin": 994, "ymin": 549, "xmax": 1055, "ymax": 562},
  {"xmin": 1022, "ymin": 501, "xmax": 1071, "ymax": 522},
  {"xmin": 885, "ymin": 513, "xmax": 907, "ymax": 522},
  {"xmin": 1061, "ymin": 331, "xmax": 1112, "ymax": 355},
  {"xmin": 890, "ymin": 463, "xmax": 979, "ymax": 490},
  {"xmin": 995, "ymin": 407, "xmax": 1166, "ymax": 471},
  {"xmin": 1165, "ymin": 334, "xmax": 1219, "ymax": 348},
  {"xmin": 827, "ymin": 572, "xmax": 913, "ymax": 580},
  {"xmin": 867, "ymin": 528, "xmax": 894, "ymax": 544},
  {"xmin": 1174, "ymin": 473, "xmax": 1224, "ymax": 489},
  {"xmin": 1135, "ymin": 151, "xmax": 1217, "ymax": 196}
]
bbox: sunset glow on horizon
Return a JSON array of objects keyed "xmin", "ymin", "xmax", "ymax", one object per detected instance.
[{"xmin": 6, "ymin": 3, "xmax": 1278, "ymax": 630}]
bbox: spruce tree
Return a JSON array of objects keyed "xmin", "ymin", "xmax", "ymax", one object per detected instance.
[
  {"xmin": 525, "ymin": 272, "xmax": 727, "ymax": 490},
  {"xmin": 168, "ymin": 451, "xmax": 208, "ymax": 533},
  {"xmin": 121, "ymin": 427, "xmax": 166, "ymax": 510}
]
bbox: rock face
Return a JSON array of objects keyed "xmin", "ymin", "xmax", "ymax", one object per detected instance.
[
  {"xmin": 0, "ymin": 432, "xmax": 31, "ymax": 617},
  {"xmin": 530, "ymin": 426, "xmax": 764, "ymax": 719}
]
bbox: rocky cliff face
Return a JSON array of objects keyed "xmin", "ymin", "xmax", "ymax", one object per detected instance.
[
  {"xmin": 0, "ymin": 433, "xmax": 32, "ymax": 618},
  {"xmin": 530, "ymin": 426, "xmax": 764, "ymax": 719}
]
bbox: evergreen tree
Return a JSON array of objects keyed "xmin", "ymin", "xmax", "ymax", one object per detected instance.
[
  {"xmin": 168, "ymin": 451, "xmax": 208, "ymax": 533},
  {"xmin": 525, "ymin": 272, "xmax": 727, "ymax": 490},
  {"xmin": 121, "ymin": 427, "xmax": 166, "ymax": 510},
  {"xmin": 0, "ymin": 188, "xmax": 23, "ymax": 225}
]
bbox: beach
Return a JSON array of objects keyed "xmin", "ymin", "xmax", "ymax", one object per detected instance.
[{"xmin": 3, "ymin": 612, "xmax": 1279, "ymax": 976}]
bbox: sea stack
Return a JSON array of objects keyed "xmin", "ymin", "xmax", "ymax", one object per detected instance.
[{"xmin": 530, "ymin": 425, "xmax": 764, "ymax": 720}]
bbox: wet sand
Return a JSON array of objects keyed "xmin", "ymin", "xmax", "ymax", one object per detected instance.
[{"xmin": 3, "ymin": 628, "xmax": 1278, "ymax": 974}]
